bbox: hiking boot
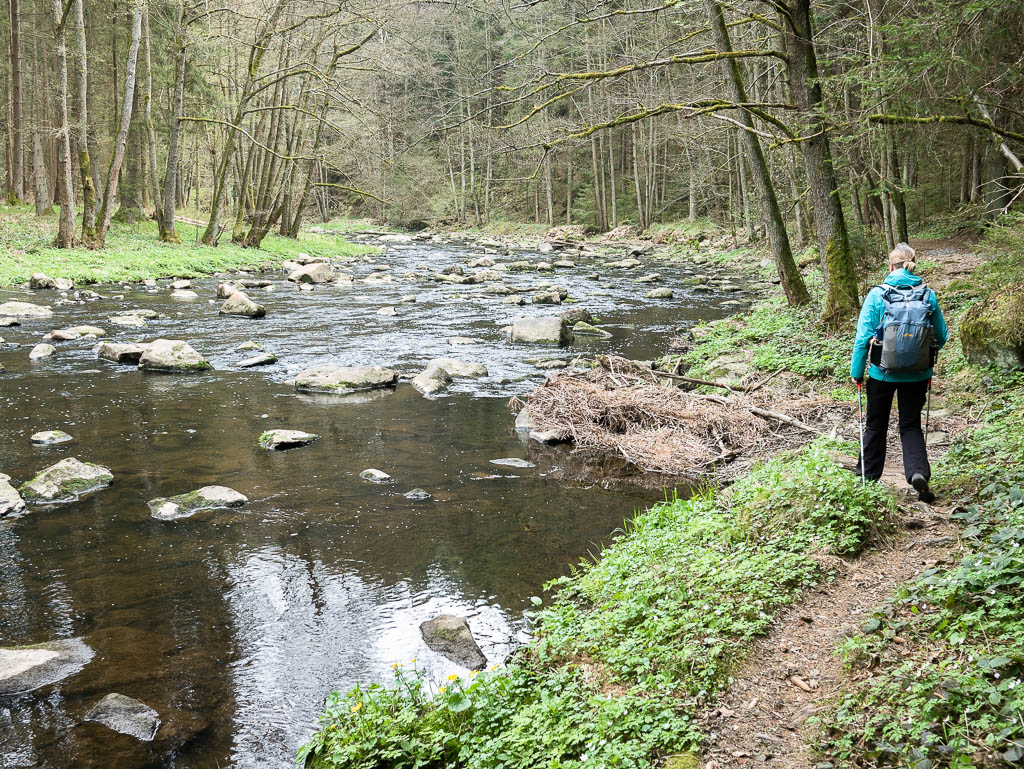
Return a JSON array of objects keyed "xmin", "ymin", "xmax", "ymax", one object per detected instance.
[{"xmin": 911, "ymin": 473, "xmax": 935, "ymax": 504}]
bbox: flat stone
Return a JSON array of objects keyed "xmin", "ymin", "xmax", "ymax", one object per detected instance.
[
  {"xmin": 170, "ymin": 279, "xmax": 192, "ymax": 290},
  {"xmin": 97, "ymin": 342, "xmax": 150, "ymax": 364},
  {"xmin": 0, "ymin": 317, "xmax": 21, "ymax": 327},
  {"xmin": 30, "ymin": 430, "xmax": 73, "ymax": 445},
  {"xmin": 530, "ymin": 359, "xmax": 568, "ymax": 369},
  {"xmin": 0, "ymin": 638, "xmax": 94, "ymax": 695},
  {"xmin": 109, "ymin": 314, "xmax": 147, "ymax": 327},
  {"xmin": 46, "ymin": 328, "xmax": 80, "ymax": 341},
  {"xmin": 489, "ymin": 457, "xmax": 535, "ymax": 468},
  {"xmin": 234, "ymin": 352, "xmax": 277, "ymax": 368},
  {"xmin": 258, "ymin": 429, "xmax": 320, "ymax": 450},
  {"xmin": 501, "ymin": 295, "xmax": 525, "ymax": 305},
  {"xmin": 29, "ymin": 343, "xmax": 56, "ymax": 360},
  {"xmin": 635, "ymin": 273, "xmax": 661, "ymax": 283},
  {"xmin": 138, "ymin": 339, "xmax": 212, "ymax": 373},
  {"xmin": 19, "ymin": 458, "xmax": 113, "ymax": 504},
  {"xmin": 170, "ymin": 290, "xmax": 199, "ymax": 301},
  {"xmin": 448, "ymin": 337, "xmax": 482, "ymax": 346},
  {"xmin": 404, "ymin": 488, "xmax": 432, "ymax": 500},
  {"xmin": 66, "ymin": 325, "xmax": 106, "ymax": 338},
  {"xmin": 84, "ymin": 693, "xmax": 161, "ymax": 741},
  {"xmin": 419, "ymin": 614, "xmax": 487, "ymax": 670},
  {"xmin": 148, "ymin": 486, "xmax": 248, "ymax": 521},
  {"xmin": 606, "ymin": 258, "xmax": 641, "ymax": 269},
  {"xmin": 645, "ymin": 287, "xmax": 674, "ymax": 299},
  {"xmin": 377, "ymin": 306, "xmax": 397, "ymax": 316},
  {"xmin": 359, "ymin": 468, "xmax": 393, "ymax": 483},
  {"xmin": 293, "ymin": 365, "xmax": 398, "ymax": 394},
  {"xmin": 573, "ymin": 321, "xmax": 612, "ymax": 337},
  {"xmin": 235, "ymin": 340, "xmax": 263, "ymax": 351},
  {"xmin": 427, "ymin": 358, "xmax": 488, "ymax": 378},
  {"xmin": 530, "ymin": 428, "xmax": 572, "ymax": 444}
]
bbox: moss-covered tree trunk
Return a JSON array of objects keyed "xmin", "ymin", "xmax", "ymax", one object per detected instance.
[
  {"xmin": 160, "ymin": 1, "xmax": 185, "ymax": 244},
  {"xmin": 113, "ymin": 85, "xmax": 145, "ymax": 223},
  {"xmin": 784, "ymin": 0, "xmax": 860, "ymax": 327},
  {"xmin": 73, "ymin": 0, "xmax": 98, "ymax": 246},
  {"xmin": 7, "ymin": 0, "xmax": 24, "ymax": 203},
  {"xmin": 706, "ymin": 0, "xmax": 809, "ymax": 306},
  {"xmin": 50, "ymin": 0, "xmax": 75, "ymax": 247}
]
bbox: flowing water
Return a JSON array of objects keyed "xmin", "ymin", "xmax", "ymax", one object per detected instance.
[{"xmin": 0, "ymin": 237, "xmax": 747, "ymax": 768}]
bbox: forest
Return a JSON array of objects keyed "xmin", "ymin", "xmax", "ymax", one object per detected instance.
[
  {"xmin": 2, "ymin": 2, "xmax": 1024, "ymax": 769},
  {"xmin": 2, "ymin": 0, "xmax": 1022, "ymax": 323}
]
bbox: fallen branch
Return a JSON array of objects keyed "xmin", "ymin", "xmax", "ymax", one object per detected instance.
[{"xmin": 748, "ymin": 407, "xmax": 820, "ymax": 434}]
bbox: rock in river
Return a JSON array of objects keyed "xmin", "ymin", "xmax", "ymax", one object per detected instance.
[
  {"xmin": 66, "ymin": 325, "xmax": 106, "ymax": 338},
  {"xmin": 645, "ymin": 287, "xmax": 674, "ymax": 299},
  {"xmin": 288, "ymin": 263, "xmax": 336, "ymax": 284},
  {"xmin": 294, "ymin": 365, "xmax": 398, "ymax": 394},
  {"xmin": 84, "ymin": 693, "xmax": 161, "ymax": 741},
  {"xmin": 234, "ymin": 352, "xmax": 277, "ymax": 368},
  {"xmin": 29, "ymin": 343, "xmax": 56, "ymax": 360},
  {"xmin": 170, "ymin": 290, "xmax": 199, "ymax": 301},
  {"xmin": 560, "ymin": 307, "xmax": 593, "ymax": 326},
  {"xmin": 217, "ymin": 281, "xmax": 243, "ymax": 299},
  {"xmin": 30, "ymin": 430, "xmax": 73, "ymax": 445},
  {"xmin": 0, "ymin": 638, "xmax": 94, "ymax": 695},
  {"xmin": 404, "ymin": 488, "xmax": 432, "ymax": 501},
  {"xmin": 419, "ymin": 614, "xmax": 487, "ymax": 670},
  {"xmin": 258, "ymin": 429, "xmax": 320, "ymax": 450},
  {"xmin": 509, "ymin": 316, "xmax": 573, "ymax": 345},
  {"xmin": 220, "ymin": 292, "xmax": 267, "ymax": 318},
  {"xmin": 148, "ymin": 486, "xmax": 248, "ymax": 521},
  {"xmin": 97, "ymin": 342, "xmax": 150, "ymax": 364},
  {"xmin": 19, "ymin": 458, "xmax": 113, "ymax": 504},
  {"xmin": 411, "ymin": 363, "xmax": 452, "ymax": 395},
  {"xmin": 139, "ymin": 339, "xmax": 212, "ymax": 373},
  {"xmin": 489, "ymin": 457, "xmax": 535, "ymax": 468},
  {"xmin": 573, "ymin": 321, "xmax": 612, "ymax": 337},
  {"xmin": 0, "ymin": 301, "xmax": 53, "ymax": 318},
  {"xmin": 29, "ymin": 272, "xmax": 57, "ymax": 289},
  {"xmin": 0, "ymin": 474, "xmax": 26, "ymax": 517},
  {"xmin": 428, "ymin": 358, "xmax": 488, "ymax": 378},
  {"xmin": 360, "ymin": 468, "xmax": 393, "ymax": 483}
]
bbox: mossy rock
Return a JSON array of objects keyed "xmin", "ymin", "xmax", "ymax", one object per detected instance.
[
  {"xmin": 19, "ymin": 458, "xmax": 113, "ymax": 504},
  {"xmin": 960, "ymin": 283, "xmax": 1024, "ymax": 370},
  {"xmin": 663, "ymin": 754, "xmax": 700, "ymax": 769}
]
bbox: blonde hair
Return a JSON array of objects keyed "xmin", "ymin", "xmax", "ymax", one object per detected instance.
[{"xmin": 889, "ymin": 242, "xmax": 916, "ymax": 273}]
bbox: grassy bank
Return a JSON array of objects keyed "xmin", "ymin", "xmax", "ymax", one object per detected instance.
[
  {"xmin": 0, "ymin": 204, "xmax": 375, "ymax": 287},
  {"xmin": 300, "ymin": 444, "xmax": 896, "ymax": 768}
]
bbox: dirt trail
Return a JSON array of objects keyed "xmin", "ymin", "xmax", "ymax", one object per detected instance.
[{"xmin": 698, "ymin": 240, "xmax": 978, "ymax": 768}]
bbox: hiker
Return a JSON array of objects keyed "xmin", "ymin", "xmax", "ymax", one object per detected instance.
[{"xmin": 850, "ymin": 243, "xmax": 948, "ymax": 502}]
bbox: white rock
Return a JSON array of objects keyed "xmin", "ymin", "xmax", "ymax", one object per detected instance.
[{"xmin": 29, "ymin": 343, "xmax": 56, "ymax": 360}]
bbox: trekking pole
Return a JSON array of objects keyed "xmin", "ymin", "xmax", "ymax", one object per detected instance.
[
  {"xmin": 925, "ymin": 378, "xmax": 932, "ymax": 446},
  {"xmin": 857, "ymin": 381, "xmax": 866, "ymax": 486}
]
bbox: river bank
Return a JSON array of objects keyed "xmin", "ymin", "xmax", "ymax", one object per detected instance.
[{"xmin": 300, "ymin": 219, "xmax": 1024, "ymax": 768}]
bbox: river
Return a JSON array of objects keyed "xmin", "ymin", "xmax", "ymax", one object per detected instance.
[{"xmin": 0, "ymin": 236, "xmax": 746, "ymax": 768}]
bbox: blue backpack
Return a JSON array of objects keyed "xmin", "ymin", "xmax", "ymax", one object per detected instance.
[{"xmin": 871, "ymin": 284, "xmax": 935, "ymax": 373}]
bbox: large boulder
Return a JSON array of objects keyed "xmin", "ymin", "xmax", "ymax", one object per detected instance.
[
  {"xmin": 419, "ymin": 614, "xmax": 487, "ymax": 670},
  {"xmin": 258, "ymin": 429, "xmax": 320, "ymax": 450},
  {"xmin": 294, "ymin": 365, "xmax": 398, "ymax": 394},
  {"xmin": 220, "ymin": 292, "xmax": 266, "ymax": 318},
  {"xmin": 0, "ymin": 301, "xmax": 52, "ymax": 318},
  {"xmin": 148, "ymin": 486, "xmax": 248, "ymax": 521},
  {"xmin": 83, "ymin": 693, "xmax": 161, "ymax": 741},
  {"xmin": 0, "ymin": 638, "xmax": 94, "ymax": 695},
  {"xmin": 138, "ymin": 340, "xmax": 212, "ymax": 373},
  {"xmin": 29, "ymin": 273, "xmax": 57, "ymax": 289},
  {"xmin": 411, "ymin": 363, "xmax": 452, "ymax": 395},
  {"xmin": 288, "ymin": 263, "xmax": 336, "ymax": 284},
  {"xmin": 19, "ymin": 458, "xmax": 113, "ymax": 504},
  {"xmin": 0, "ymin": 474, "xmax": 26, "ymax": 517},
  {"xmin": 97, "ymin": 342, "xmax": 150, "ymax": 364},
  {"xmin": 560, "ymin": 307, "xmax": 593, "ymax": 326},
  {"xmin": 509, "ymin": 316, "xmax": 573, "ymax": 345},
  {"xmin": 961, "ymin": 284, "xmax": 1024, "ymax": 370}
]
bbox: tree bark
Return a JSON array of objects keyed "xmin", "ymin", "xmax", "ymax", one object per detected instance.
[
  {"xmin": 50, "ymin": 0, "xmax": 75, "ymax": 247},
  {"xmin": 784, "ymin": 0, "xmax": 859, "ymax": 326},
  {"xmin": 7, "ymin": 0, "xmax": 23, "ymax": 202},
  {"xmin": 706, "ymin": 0, "xmax": 809, "ymax": 306},
  {"xmin": 142, "ymin": 5, "xmax": 162, "ymax": 226},
  {"xmin": 72, "ymin": 0, "xmax": 99, "ymax": 244},
  {"xmin": 161, "ymin": 0, "xmax": 185, "ymax": 243},
  {"xmin": 94, "ymin": 0, "xmax": 142, "ymax": 247}
]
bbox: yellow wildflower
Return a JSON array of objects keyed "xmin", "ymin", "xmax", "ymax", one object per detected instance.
[
  {"xmin": 439, "ymin": 686, "xmax": 447, "ymax": 694},
  {"xmin": 351, "ymin": 701, "xmax": 363, "ymax": 714},
  {"xmin": 446, "ymin": 673, "xmax": 459, "ymax": 682}
]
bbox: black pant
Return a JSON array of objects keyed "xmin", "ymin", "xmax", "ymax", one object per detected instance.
[{"xmin": 856, "ymin": 377, "xmax": 930, "ymax": 483}]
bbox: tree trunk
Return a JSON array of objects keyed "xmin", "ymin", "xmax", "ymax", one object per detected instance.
[
  {"xmin": 565, "ymin": 147, "xmax": 573, "ymax": 225},
  {"xmin": 72, "ymin": 0, "xmax": 98, "ymax": 244},
  {"xmin": 8, "ymin": 0, "xmax": 24, "ymax": 202},
  {"xmin": 94, "ymin": 0, "xmax": 142, "ymax": 247},
  {"xmin": 887, "ymin": 138, "xmax": 909, "ymax": 242},
  {"xmin": 142, "ymin": 5, "xmax": 162, "ymax": 226},
  {"xmin": 706, "ymin": 0, "xmax": 809, "ymax": 305},
  {"xmin": 113, "ymin": 81, "xmax": 145, "ymax": 223},
  {"xmin": 30, "ymin": 31, "xmax": 52, "ymax": 215},
  {"xmin": 784, "ymin": 0, "xmax": 859, "ymax": 326},
  {"xmin": 50, "ymin": 0, "xmax": 75, "ymax": 247},
  {"xmin": 161, "ymin": 0, "xmax": 185, "ymax": 243}
]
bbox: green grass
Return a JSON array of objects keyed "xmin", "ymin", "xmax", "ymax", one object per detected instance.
[
  {"xmin": 300, "ymin": 443, "xmax": 897, "ymax": 769},
  {"xmin": 0, "ymin": 204, "xmax": 376, "ymax": 286},
  {"xmin": 818, "ymin": 377, "xmax": 1024, "ymax": 769}
]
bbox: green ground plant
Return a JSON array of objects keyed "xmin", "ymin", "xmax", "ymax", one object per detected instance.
[
  {"xmin": 818, "ymin": 378, "xmax": 1024, "ymax": 769},
  {"xmin": 300, "ymin": 443, "xmax": 897, "ymax": 768},
  {"xmin": 0, "ymin": 205, "xmax": 374, "ymax": 286}
]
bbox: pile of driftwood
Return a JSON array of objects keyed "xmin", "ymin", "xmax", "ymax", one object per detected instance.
[{"xmin": 517, "ymin": 356, "xmax": 832, "ymax": 479}]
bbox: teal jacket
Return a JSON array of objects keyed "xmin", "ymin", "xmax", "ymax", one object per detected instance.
[{"xmin": 850, "ymin": 269, "xmax": 949, "ymax": 382}]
